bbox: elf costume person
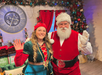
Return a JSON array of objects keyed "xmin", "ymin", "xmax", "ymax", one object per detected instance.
[
  {"xmin": 48, "ymin": 12, "xmax": 92, "ymax": 75},
  {"xmin": 14, "ymin": 22, "xmax": 53, "ymax": 75}
]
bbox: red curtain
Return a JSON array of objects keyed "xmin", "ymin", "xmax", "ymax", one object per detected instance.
[
  {"xmin": 54, "ymin": 10, "xmax": 66, "ymax": 30},
  {"xmin": 39, "ymin": 10, "xmax": 54, "ymax": 32}
]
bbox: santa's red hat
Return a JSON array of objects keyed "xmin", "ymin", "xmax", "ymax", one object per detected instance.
[
  {"xmin": 56, "ymin": 12, "xmax": 71, "ymax": 26},
  {"xmin": 34, "ymin": 22, "xmax": 47, "ymax": 31}
]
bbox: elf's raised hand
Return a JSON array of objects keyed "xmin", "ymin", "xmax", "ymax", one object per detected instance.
[{"xmin": 13, "ymin": 39, "xmax": 24, "ymax": 50}]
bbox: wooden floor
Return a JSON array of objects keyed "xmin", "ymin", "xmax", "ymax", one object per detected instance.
[{"xmin": 80, "ymin": 60, "xmax": 102, "ymax": 75}]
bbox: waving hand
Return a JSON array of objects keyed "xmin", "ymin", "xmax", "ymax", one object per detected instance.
[{"xmin": 13, "ymin": 39, "xmax": 24, "ymax": 50}]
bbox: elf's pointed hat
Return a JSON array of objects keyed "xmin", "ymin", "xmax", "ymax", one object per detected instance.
[{"xmin": 34, "ymin": 22, "xmax": 47, "ymax": 31}]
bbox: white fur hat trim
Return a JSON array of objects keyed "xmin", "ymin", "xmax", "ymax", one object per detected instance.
[
  {"xmin": 50, "ymin": 39, "xmax": 54, "ymax": 44},
  {"xmin": 56, "ymin": 12, "xmax": 71, "ymax": 26}
]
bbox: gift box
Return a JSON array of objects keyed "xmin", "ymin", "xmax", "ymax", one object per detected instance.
[
  {"xmin": 0, "ymin": 56, "xmax": 8, "ymax": 67},
  {"xmin": 8, "ymin": 53, "xmax": 16, "ymax": 64},
  {"xmin": 4, "ymin": 66, "xmax": 25, "ymax": 75},
  {"xmin": 7, "ymin": 46, "xmax": 16, "ymax": 54}
]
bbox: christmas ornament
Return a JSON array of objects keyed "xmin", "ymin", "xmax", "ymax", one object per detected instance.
[{"xmin": 24, "ymin": 28, "xmax": 28, "ymax": 39}]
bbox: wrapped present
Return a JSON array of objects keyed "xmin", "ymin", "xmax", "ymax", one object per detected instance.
[
  {"xmin": 0, "ymin": 71, "xmax": 5, "ymax": 75},
  {"xmin": 5, "ymin": 66, "xmax": 24, "ymax": 75},
  {"xmin": 7, "ymin": 46, "xmax": 16, "ymax": 54},
  {"xmin": 0, "ymin": 56, "xmax": 8, "ymax": 66},
  {"xmin": 0, "ymin": 68, "xmax": 5, "ymax": 75}
]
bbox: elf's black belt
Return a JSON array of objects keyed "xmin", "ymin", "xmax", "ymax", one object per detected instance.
[{"xmin": 53, "ymin": 56, "xmax": 78, "ymax": 68}]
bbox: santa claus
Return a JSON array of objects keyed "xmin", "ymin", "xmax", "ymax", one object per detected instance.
[{"xmin": 48, "ymin": 12, "xmax": 92, "ymax": 75}]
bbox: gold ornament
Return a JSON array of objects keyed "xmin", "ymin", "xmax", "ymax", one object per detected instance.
[
  {"xmin": 86, "ymin": 26, "xmax": 89, "ymax": 28},
  {"xmin": 45, "ymin": 2, "xmax": 47, "ymax": 5}
]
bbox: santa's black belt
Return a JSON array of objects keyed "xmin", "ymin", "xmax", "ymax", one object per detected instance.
[{"xmin": 53, "ymin": 56, "xmax": 78, "ymax": 68}]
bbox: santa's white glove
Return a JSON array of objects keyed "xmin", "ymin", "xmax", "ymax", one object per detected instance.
[{"xmin": 80, "ymin": 30, "xmax": 89, "ymax": 45}]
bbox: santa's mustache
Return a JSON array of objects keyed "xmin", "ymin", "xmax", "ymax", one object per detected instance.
[{"xmin": 60, "ymin": 27, "xmax": 68, "ymax": 30}]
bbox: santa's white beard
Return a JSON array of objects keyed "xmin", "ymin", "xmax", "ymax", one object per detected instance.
[{"xmin": 57, "ymin": 26, "xmax": 71, "ymax": 39}]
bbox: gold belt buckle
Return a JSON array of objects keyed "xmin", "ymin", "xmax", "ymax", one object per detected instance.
[{"xmin": 57, "ymin": 60, "xmax": 65, "ymax": 68}]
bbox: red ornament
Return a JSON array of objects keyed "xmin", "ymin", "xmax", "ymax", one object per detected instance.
[
  {"xmin": 73, "ymin": 3, "xmax": 77, "ymax": 9},
  {"xmin": 37, "ymin": 17, "xmax": 41, "ymax": 22},
  {"xmin": 81, "ymin": 25, "xmax": 84, "ymax": 28},
  {"xmin": 76, "ymin": 11, "xmax": 81, "ymax": 16},
  {"xmin": 77, "ymin": 18, "xmax": 81, "ymax": 21}
]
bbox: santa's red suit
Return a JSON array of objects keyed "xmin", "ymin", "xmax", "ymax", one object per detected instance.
[
  {"xmin": 48, "ymin": 12, "xmax": 92, "ymax": 75},
  {"xmin": 51, "ymin": 30, "xmax": 81, "ymax": 75}
]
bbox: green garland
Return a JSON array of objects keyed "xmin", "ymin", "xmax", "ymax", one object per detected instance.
[{"xmin": 0, "ymin": 0, "xmax": 88, "ymax": 33}]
